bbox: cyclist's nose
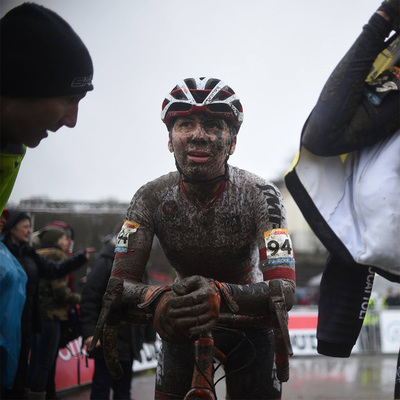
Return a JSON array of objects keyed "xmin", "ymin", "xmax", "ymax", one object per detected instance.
[{"xmin": 191, "ymin": 123, "xmax": 207, "ymax": 139}]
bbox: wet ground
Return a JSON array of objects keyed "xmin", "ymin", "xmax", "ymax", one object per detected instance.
[{"xmin": 58, "ymin": 354, "xmax": 397, "ymax": 400}]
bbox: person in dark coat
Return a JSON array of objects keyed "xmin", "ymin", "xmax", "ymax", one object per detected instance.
[
  {"xmin": 29, "ymin": 222, "xmax": 82, "ymax": 400},
  {"xmin": 2, "ymin": 210, "xmax": 93, "ymax": 400},
  {"xmin": 81, "ymin": 233, "xmax": 156, "ymax": 400}
]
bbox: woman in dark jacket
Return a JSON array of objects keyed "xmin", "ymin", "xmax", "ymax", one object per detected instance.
[
  {"xmin": 29, "ymin": 222, "xmax": 83, "ymax": 400},
  {"xmin": 2, "ymin": 211, "xmax": 93, "ymax": 400},
  {"xmin": 81, "ymin": 233, "xmax": 156, "ymax": 400}
]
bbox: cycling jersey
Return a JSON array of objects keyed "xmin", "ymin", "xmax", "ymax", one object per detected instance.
[{"xmin": 114, "ymin": 165, "xmax": 295, "ymax": 289}]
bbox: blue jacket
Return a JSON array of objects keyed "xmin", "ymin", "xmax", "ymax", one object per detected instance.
[{"xmin": 0, "ymin": 238, "xmax": 27, "ymax": 389}]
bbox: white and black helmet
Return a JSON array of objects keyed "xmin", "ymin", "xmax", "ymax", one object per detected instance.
[{"xmin": 161, "ymin": 77, "xmax": 244, "ymax": 133}]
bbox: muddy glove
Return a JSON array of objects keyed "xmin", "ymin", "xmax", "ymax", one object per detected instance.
[
  {"xmin": 88, "ymin": 277, "xmax": 124, "ymax": 355},
  {"xmin": 153, "ymin": 275, "xmax": 221, "ymax": 342},
  {"xmin": 150, "ymin": 290, "xmax": 189, "ymax": 342},
  {"xmin": 218, "ymin": 280, "xmax": 295, "ymax": 316}
]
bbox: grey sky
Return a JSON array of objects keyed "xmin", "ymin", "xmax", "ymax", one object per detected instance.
[{"xmin": 2, "ymin": 0, "xmax": 379, "ymax": 205}]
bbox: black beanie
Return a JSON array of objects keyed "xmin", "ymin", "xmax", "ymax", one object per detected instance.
[
  {"xmin": 0, "ymin": 2, "xmax": 94, "ymax": 97},
  {"xmin": 3, "ymin": 210, "xmax": 30, "ymax": 237}
]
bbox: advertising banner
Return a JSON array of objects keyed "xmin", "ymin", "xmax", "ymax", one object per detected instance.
[
  {"xmin": 55, "ymin": 338, "xmax": 94, "ymax": 391},
  {"xmin": 380, "ymin": 309, "xmax": 400, "ymax": 354}
]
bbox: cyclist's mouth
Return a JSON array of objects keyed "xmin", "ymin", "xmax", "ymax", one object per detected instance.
[{"xmin": 187, "ymin": 150, "xmax": 210, "ymax": 163}]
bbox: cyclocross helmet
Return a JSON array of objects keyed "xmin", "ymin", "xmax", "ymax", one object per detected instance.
[{"xmin": 161, "ymin": 77, "xmax": 244, "ymax": 133}]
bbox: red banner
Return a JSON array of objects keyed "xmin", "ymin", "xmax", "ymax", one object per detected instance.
[{"xmin": 55, "ymin": 339, "xmax": 94, "ymax": 391}]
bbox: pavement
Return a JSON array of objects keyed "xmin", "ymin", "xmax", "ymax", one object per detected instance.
[{"xmin": 58, "ymin": 353, "xmax": 397, "ymax": 400}]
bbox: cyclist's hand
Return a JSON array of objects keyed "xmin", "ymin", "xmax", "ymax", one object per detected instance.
[
  {"xmin": 169, "ymin": 275, "xmax": 221, "ymax": 338},
  {"xmin": 153, "ymin": 290, "xmax": 191, "ymax": 342}
]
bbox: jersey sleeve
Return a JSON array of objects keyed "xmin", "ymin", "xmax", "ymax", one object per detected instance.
[
  {"xmin": 111, "ymin": 184, "xmax": 155, "ymax": 282},
  {"xmin": 255, "ymin": 181, "xmax": 296, "ymax": 285}
]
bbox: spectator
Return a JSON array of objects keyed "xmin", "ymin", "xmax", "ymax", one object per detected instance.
[
  {"xmin": 0, "ymin": 208, "xmax": 27, "ymax": 395},
  {"xmin": 384, "ymin": 289, "xmax": 400, "ymax": 307},
  {"xmin": 81, "ymin": 232, "xmax": 156, "ymax": 400},
  {"xmin": 0, "ymin": 3, "xmax": 94, "ymax": 211},
  {"xmin": 2, "ymin": 211, "xmax": 93, "ymax": 400},
  {"xmin": 284, "ymin": 0, "xmax": 399, "ymax": 397},
  {"xmin": 28, "ymin": 222, "xmax": 82, "ymax": 400},
  {"xmin": 285, "ymin": 0, "xmax": 399, "ymax": 356}
]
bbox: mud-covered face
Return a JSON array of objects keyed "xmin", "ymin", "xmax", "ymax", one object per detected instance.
[{"xmin": 169, "ymin": 114, "xmax": 236, "ymax": 181}]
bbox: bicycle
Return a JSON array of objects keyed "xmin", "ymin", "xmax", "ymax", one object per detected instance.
[{"xmin": 89, "ymin": 278, "xmax": 293, "ymax": 400}]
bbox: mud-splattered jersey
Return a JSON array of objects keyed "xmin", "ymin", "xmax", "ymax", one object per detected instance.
[{"xmin": 115, "ymin": 165, "xmax": 295, "ymax": 286}]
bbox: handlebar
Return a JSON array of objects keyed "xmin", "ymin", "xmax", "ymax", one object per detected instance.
[{"xmin": 89, "ymin": 278, "xmax": 293, "ymax": 383}]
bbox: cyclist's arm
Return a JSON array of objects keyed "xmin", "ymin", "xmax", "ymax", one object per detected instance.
[
  {"xmin": 219, "ymin": 183, "xmax": 296, "ymax": 315},
  {"xmin": 110, "ymin": 220, "xmax": 164, "ymax": 309},
  {"xmin": 302, "ymin": 10, "xmax": 399, "ymax": 156}
]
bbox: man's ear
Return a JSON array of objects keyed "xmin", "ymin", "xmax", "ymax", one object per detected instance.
[
  {"xmin": 229, "ymin": 135, "xmax": 237, "ymax": 155},
  {"xmin": 168, "ymin": 132, "xmax": 173, "ymax": 153}
]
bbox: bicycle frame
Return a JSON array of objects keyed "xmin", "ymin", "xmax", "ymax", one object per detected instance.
[{"xmin": 184, "ymin": 333, "xmax": 217, "ymax": 400}]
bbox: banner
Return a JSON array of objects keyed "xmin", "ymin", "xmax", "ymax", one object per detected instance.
[
  {"xmin": 55, "ymin": 338, "xmax": 94, "ymax": 391},
  {"xmin": 380, "ymin": 309, "xmax": 400, "ymax": 354}
]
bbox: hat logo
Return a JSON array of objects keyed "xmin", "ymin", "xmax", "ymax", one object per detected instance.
[{"xmin": 71, "ymin": 75, "xmax": 93, "ymax": 88}]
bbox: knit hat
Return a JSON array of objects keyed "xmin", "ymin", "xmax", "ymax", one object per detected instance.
[
  {"xmin": 43, "ymin": 221, "xmax": 74, "ymax": 239},
  {"xmin": 2, "ymin": 210, "xmax": 30, "ymax": 237},
  {"xmin": 40, "ymin": 226, "xmax": 67, "ymax": 246},
  {"xmin": 0, "ymin": 2, "xmax": 94, "ymax": 97}
]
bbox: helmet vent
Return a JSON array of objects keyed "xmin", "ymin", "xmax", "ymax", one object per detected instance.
[
  {"xmin": 184, "ymin": 78, "xmax": 197, "ymax": 90},
  {"xmin": 232, "ymin": 100, "xmax": 243, "ymax": 112},
  {"xmin": 204, "ymin": 78, "xmax": 220, "ymax": 90},
  {"xmin": 171, "ymin": 88, "xmax": 188, "ymax": 100},
  {"xmin": 191, "ymin": 90, "xmax": 209, "ymax": 103}
]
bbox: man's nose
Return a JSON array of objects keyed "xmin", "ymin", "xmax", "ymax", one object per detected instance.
[
  {"xmin": 191, "ymin": 123, "xmax": 207, "ymax": 138},
  {"xmin": 62, "ymin": 103, "xmax": 79, "ymax": 128}
]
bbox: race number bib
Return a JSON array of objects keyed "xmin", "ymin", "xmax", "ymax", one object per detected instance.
[
  {"xmin": 264, "ymin": 228, "xmax": 294, "ymax": 265},
  {"xmin": 115, "ymin": 220, "xmax": 140, "ymax": 253}
]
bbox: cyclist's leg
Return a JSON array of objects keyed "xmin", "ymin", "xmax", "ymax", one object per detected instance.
[
  {"xmin": 214, "ymin": 327, "xmax": 281, "ymax": 400},
  {"xmin": 154, "ymin": 340, "xmax": 195, "ymax": 400}
]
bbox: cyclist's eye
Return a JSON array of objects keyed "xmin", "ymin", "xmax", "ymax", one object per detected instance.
[
  {"xmin": 204, "ymin": 121, "xmax": 223, "ymax": 131},
  {"xmin": 176, "ymin": 120, "xmax": 192, "ymax": 130}
]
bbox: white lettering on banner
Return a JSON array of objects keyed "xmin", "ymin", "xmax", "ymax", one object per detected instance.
[
  {"xmin": 58, "ymin": 337, "xmax": 82, "ymax": 361},
  {"xmin": 58, "ymin": 348, "xmax": 71, "ymax": 362},
  {"xmin": 133, "ymin": 338, "xmax": 162, "ymax": 372},
  {"xmin": 289, "ymin": 330, "xmax": 318, "ymax": 356}
]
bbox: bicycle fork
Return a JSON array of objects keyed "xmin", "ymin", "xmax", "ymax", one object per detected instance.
[{"xmin": 184, "ymin": 333, "xmax": 217, "ymax": 400}]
